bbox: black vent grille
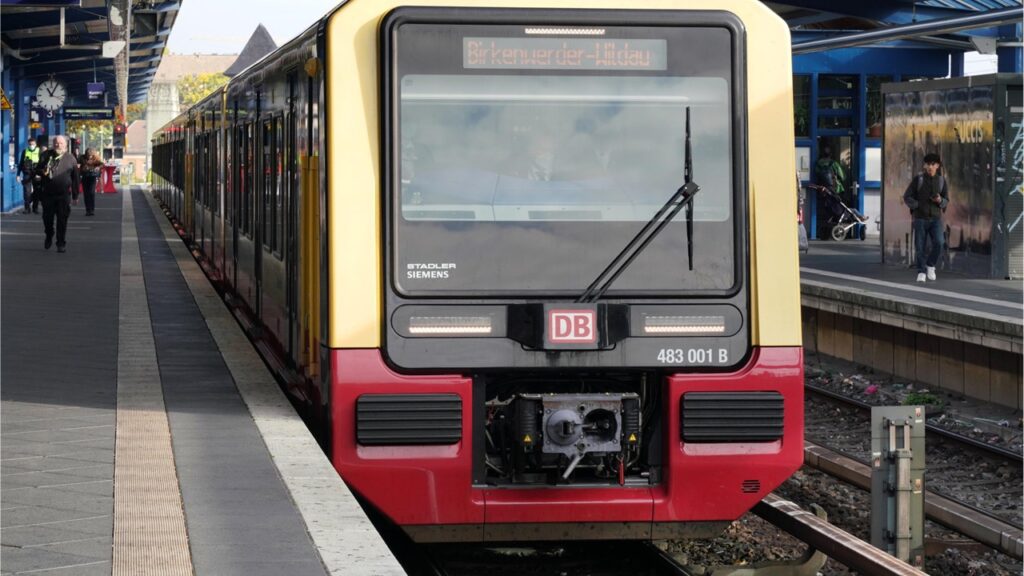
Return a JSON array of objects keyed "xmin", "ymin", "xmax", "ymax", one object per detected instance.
[
  {"xmin": 681, "ymin": 392, "xmax": 784, "ymax": 443},
  {"xmin": 356, "ymin": 394, "xmax": 462, "ymax": 446},
  {"xmin": 741, "ymin": 479, "xmax": 761, "ymax": 494}
]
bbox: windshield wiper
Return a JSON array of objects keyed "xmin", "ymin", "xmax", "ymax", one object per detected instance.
[{"xmin": 577, "ymin": 107, "xmax": 700, "ymax": 304}]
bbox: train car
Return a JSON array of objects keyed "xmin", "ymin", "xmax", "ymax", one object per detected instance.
[{"xmin": 153, "ymin": 0, "xmax": 802, "ymax": 543}]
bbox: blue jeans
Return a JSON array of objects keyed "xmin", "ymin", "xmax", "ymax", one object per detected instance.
[{"xmin": 913, "ymin": 218, "xmax": 943, "ymax": 272}]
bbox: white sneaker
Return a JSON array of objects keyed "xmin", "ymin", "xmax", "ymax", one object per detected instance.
[
  {"xmin": 916, "ymin": 273, "xmax": 926, "ymax": 283},
  {"xmin": 926, "ymin": 266, "xmax": 936, "ymax": 281}
]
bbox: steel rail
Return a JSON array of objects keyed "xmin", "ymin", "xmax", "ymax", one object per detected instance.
[
  {"xmin": 754, "ymin": 494, "xmax": 928, "ymax": 575},
  {"xmin": 806, "ymin": 383, "xmax": 1023, "ymax": 463},
  {"xmin": 804, "ymin": 441, "xmax": 1024, "ymax": 559}
]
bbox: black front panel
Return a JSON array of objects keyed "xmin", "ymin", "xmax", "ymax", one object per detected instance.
[
  {"xmin": 356, "ymin": 394, "xmax": 463, "ymax": 446},
  {"xmin": 382, "ymin": 7, "xmax": 748, "ymax": 371},
  {"xmin": 680, "ymin": 392, "xmax": 784, "ymax": 443}
]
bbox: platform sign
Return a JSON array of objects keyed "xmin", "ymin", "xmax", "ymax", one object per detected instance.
[
  {"xmin": 0, "ymin": 89, "xmax": 11, "ymax": 111},
  {"xmin": 63, "ymin": 107, "xmax": 114, "ymax": 121}
]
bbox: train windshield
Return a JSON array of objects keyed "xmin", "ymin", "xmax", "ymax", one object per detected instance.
[{"xmin": 391, "ymin": 22, "xmax": 739, "ymax": 296}]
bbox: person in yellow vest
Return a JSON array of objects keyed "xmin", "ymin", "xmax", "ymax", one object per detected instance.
[{"xmin": 17, "ymin": 138, "xmax": 40, "ymax": 214}]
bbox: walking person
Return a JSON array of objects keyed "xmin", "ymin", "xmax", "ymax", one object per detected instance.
[
  {"xmin": 34, "ymin": 135, "xmax": 80, "ymax": 253},
  {"xmin": 17, "ymin": 138, "xmax": 41, "ymax": 214},
  {"xmin": 903, "ymin": 153, "xmax": 948, "ymax": 283},
  {"xmin": 79, "ymin": 148, "xmax": 103, "ymax": 216}
]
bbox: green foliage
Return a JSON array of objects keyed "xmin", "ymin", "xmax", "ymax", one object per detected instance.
[
  {"xmin": 66, "ymin": 120, "xmax": 112, "ymax": 152},
  {"xmin": 178, "ymin": 72, "xmax": 229, "ymax": 108},
  {"xmin": 126, "ymin": 102, "xmax": 147, "ymax": 124},
  {"xmin": 902, "ymin": 392, "xmax": 942, "ymax": 407}
]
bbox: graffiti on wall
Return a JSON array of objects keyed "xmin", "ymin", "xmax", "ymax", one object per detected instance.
[
  {"xmin": 1008, "ymin": 119, "xmax": 1022, "ymax": 232},
  {"xmin": 883, "ymin": 86, "xmax": 996, "ymax": 277}
]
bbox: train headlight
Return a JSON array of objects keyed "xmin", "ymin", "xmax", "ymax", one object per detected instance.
[
  {"xmin": 630, "ymin": 305, "xmax": 742, "ymax": 338},
  {"xmin": 408, "ymin": 315, "xmax": 493, "ymax": 335},
  {"xmin": 393, "ymin": 305, "xmax": 506, "ymax": 338},
  {"xmin": 642, "ymin": 315, "xmax": 726, "ymax": 335}
]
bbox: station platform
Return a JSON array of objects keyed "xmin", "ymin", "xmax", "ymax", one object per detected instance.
[
  {"xmin": 799, "ymin": 239, "xmax": 1023, "ymax": 409},
  {"xmin": 1, "ymin": 187, "xmax": 403, "ymax": 576}
]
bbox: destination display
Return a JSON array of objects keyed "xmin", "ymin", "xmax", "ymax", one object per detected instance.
[
  {"xmin": 463, "ymin": 37, "xmax": 667, "ymax": 71},
  {"xmin": 63, "ymin": 107, "xmax": 114, "ymax": 120}
]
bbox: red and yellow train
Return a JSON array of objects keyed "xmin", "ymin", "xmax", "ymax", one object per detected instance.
[{"xmin": 152, "ymin": 0, "xmax": 803, "ymax": 543}]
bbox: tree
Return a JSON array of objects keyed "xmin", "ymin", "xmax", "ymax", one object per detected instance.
[
  {"xmin": 126, "ymin": 102, "xmax": 147, "ymax": 124},
  {"xmin": 178, "ymin": 72, "xmax": 229, "ymax": 108},
  {"xmin": 66, "ymin": 120, "xmax": 112, "ymax": 153}
]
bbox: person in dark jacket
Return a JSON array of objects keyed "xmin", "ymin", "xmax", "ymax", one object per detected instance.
[
  {"xmin": 35, "ymin": 135, "xmax": 80, "ymax": 253},
  {"xmin": 903, "ymin": 153, "xmax": 948, "ymax": 282},
  {"xmin": 79, "ymin": 148, "xmax": 103, "ymax": 216}
]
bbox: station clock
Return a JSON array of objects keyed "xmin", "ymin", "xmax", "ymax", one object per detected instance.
[{"xmin": 35, "ymin": 79, "xmax": 67, "ymax": 112}]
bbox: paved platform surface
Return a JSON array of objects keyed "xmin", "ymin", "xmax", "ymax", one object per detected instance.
[
  {"xmin": 2, "ymin": 188, "xmax": 402, "ymax": 575},
  {"xmin": 800, "ymin": 239, "xmax": 1023, "ymax": 323}
]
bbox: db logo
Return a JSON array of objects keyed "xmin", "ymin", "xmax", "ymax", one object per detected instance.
[{"xmin": 548, "ymin": 310, "xmax": 597, "ymax": 344}]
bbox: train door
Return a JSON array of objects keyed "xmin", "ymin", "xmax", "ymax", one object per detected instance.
[
  {"xmin": 286, "ymin": 74, "xmax": 299, "ymax": 362},
  {"xmin": 232, "ymin": 117, "xmax": 242, "ymax": 291},
  {"xmin": 257, "ymin": 116, "xmax": 274, "ymax": 320},
  {"xmin": 815, "ymin": 74, "xmax": 861, "ymax": 240}
]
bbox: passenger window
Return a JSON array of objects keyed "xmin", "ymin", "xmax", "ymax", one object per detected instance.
[
  {"xmin": 262, "ymin": 119, "xmax": 275, "ymax": 249},
  {"xmin": 275, "ymin": 115, "xmax": 284, "ymax": 256}
]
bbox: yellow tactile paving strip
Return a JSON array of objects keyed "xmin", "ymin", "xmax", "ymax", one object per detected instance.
[{"xmin": 113, "ymin": 190, "xmax": 194, "ymax": 576}]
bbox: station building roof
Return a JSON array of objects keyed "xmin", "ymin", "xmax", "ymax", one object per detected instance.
[{"xmin": 0, "ymin": 0, "xmax": 181, "ymax": 112}]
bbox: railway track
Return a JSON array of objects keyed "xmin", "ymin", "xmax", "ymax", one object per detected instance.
[
  {"xmin": 807, "ymin": 383, "xmax": 1022, "ymax": 463},
  {"xmin": 412, "ymin": 541, "xmax": 694, "ymax": 576},
  {"xmin": 803, "ymin": 438, "xmax": 1024, "ymax": 559},
  {"xmin": 805, "ymin": 383, "xmax": 1023, "ymax": 532}
]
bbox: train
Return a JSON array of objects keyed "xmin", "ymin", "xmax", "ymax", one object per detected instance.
[{"xmin": 152, "ymin": 0, "xmax": 803, "ymax": 543}]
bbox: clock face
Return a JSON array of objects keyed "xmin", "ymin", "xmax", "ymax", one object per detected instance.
[{"xmin": 36, "ymin": 80, "xmax": 66, "ymax": 112}]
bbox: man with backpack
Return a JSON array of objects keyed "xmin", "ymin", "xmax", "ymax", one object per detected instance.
[
  {"xmin": 814, "ymin": 145, "xmax": 845, "ymax": 199},
  {"xmin": 17, "ymin": 137, "xmax": 40, "ymax": 214},
  {"xmin": 903, "ymin": 153, "xmax": 948, "ymax": 283}
]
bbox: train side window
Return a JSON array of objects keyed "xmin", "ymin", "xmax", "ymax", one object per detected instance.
[
  {"xmin": 262, "ymin": 119, "xmax": 274, "ymax": 249},
  {"xmin": 246, "ymin": 122, "xmax": 255, "ymax": 237},
  {"xmin": 214, "ymin": 130, "xmax": 220, "ymax": 215},
  {"xmin": 275, "ymin": 114, "xmax": 284, "ymax": 257}
]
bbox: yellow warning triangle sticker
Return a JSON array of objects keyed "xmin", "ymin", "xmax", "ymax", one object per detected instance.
[
  {"xmin": 522, "ymin": 434, "xmax": 532, "ymax": 444},
  {"xmin": 628, "ymin": 433, "xmax": 637, "ymax": 443},
  {"xmin": 0, "ymin": 89, "xmax": 11, "ymax": 111}
]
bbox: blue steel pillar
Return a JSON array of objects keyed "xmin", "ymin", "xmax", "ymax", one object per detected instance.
[
  {"xmin": 809, "ymin": 72, "xmax": 819, "ymax": 240},
  {"xmin": 997, "ymin": 23, "xmax": 1022, "ymax": 73},
  {"xmin": 2, "ymin": 54, "xmax": 17, "ymax": 212}
]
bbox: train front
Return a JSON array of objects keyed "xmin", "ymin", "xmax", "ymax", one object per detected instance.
[{"xmin": 326, "ymin": 1, "xmax": 803, "ymax": 543}]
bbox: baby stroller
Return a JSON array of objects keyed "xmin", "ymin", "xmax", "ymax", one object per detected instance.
[{"xmin": 806, "ymin": 183, "xmax": 870, "ymax": 241}]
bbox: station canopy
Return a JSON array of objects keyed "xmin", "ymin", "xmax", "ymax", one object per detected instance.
[
  {"xmin": 766, "ymin": 0, "xmax": 1023, "ymax": 54},
  {"xmin": 0, "ymin": 0, "xmax": 181, "ymax": 114}
]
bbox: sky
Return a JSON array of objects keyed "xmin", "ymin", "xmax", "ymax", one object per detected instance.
[{"xmin": 166, "ymin": 0, "xmax": 340, "ymax": 54}]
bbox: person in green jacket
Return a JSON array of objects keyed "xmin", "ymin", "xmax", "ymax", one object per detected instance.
[
  {"xmin": 17, "ymin": 138, "xmax": 40, "ymax": 214},
  {"xmin": 814, "ymin": 146, "xmax": 847, "ymax": 199}
]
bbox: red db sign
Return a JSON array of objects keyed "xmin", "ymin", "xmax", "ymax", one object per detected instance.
[{"xmin": 548, "ymin": 310, "xmax": 597, "ymax": 344}]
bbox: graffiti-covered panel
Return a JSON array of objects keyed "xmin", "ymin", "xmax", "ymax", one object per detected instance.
[
  {"xmin": 883, "ymin": 85, "xmax": 995, "ymax": 277},
  {"xmin": 996, "ymin": 86, "xmax": 1022, "ymax": 279}
]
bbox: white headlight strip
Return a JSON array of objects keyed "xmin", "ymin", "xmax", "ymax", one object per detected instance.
[
  {"xmin": 643, "ymin": 315, "xmax": 726, "ymax": 335},
  {"xmin": 408, "ymin": 316, "xmax": 493, "ymax": 335}
]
